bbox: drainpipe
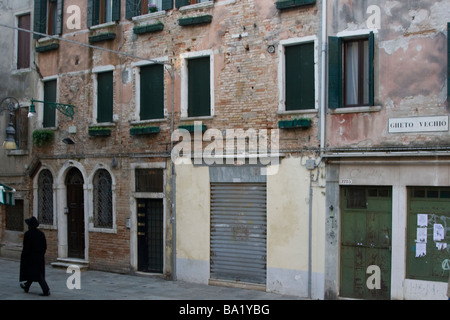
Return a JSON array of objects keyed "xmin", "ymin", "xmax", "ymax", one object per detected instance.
[{"xmin": 318, "ymin": 0, "xmax": 328, "ymax": 165}]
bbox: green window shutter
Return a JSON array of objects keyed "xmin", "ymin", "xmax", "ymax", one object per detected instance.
[
  {"xmin": 126, "ymin": 0, "xmax": 140, "ymax": 19},
  {"xmin": 448, "ymin": 23, "xmax": 450, "ymax": 104},
  {"xmin": 188, "ymin": 57, "xmax": 211, "ymax": 117},
  {"xmin": 175, "ymin": 0, "xmax": 190, "ymax": 8},
  {"xmin": 43, "ymin": 80, "xmax": 57, "ymax": 128},
  {"xmin": 140, "ymin": 64, "xmax": 164, "ymax": 120},
  {"xmin": 112, "ymin": 0, "xmax": 121, "ymax": 21},
  {"xmin": 368, "ymin": 31, "xmax": 375, "ymax": 106},
  {"xmin": 162, "ymin": 0, "xmax": 174, "ymax": 10},
  {"xmin": 97, "ymin": 72, "xmax": 114, "ymax": 123},
  {"xmin": 87, "ymin": 0, "xmax": 100, "ymax": 27},
  {"xmin": 33, "ymin": 0, "xmax": 47, "ymax": 39},
  {"xmin": 328, "ymin": 36, "xmax": 342, "ymax": 109},
  {"xmin": 285, "ymin": 42, "xmax": 315, "ymax": 111},
  {"xmin": 56, "ymin": 0, "xmax": 64, "ymax": 35}
]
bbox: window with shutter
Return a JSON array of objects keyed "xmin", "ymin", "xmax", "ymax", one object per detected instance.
[
  {"xmin": 33, "ymin": 0, "xmax": 63, "ymax": 38},
  {"xmin": 97, "ymin": 71, "xmax": 114, "ymax": 123},
  {"xmin": 284, "ymin": 42, "xmax": 315, "ymax": 111},
  {"xmin": 188, "ymin": 57, "xmax": 211, "ymax": 117},
  {"xmin": 43, "ymin": 79, "xmax": 57, "ymax": 128},
  {"xmin": 88, "ymin": 0, "xmax": 121, "ymax": 26},
  {"xmin": 140, "ymin": 64, "xmax": 164, "ymax": 120},
  {"xmin": 328, "ymin": 32, "xmax": 374, "ymax": 109}
]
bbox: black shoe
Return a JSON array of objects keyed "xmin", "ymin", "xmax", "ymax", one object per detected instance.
[
  {"xmin": 39, "ymin": 291, "xmax": 50, "ymax": 296},
  {"xmin": 20, "ymin": 283, "xmax": 29, "ymax": 293}
]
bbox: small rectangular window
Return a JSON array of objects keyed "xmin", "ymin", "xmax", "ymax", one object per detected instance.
[
  {"xmin": 135, "ymin": 169, "xmax": 164, "ymax": 193},
  {"xmin": 140, "ymin": 64, "xmax": 164, "ymax": 120},
  {"xmin": 43, "ymin": 79, "xmax": 57, "ymax": 128},
  {"xmin": 6, "ymin": 199, "xmax": 24, "ymax": 232}
]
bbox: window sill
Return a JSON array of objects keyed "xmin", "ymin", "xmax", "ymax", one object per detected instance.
[
  {"xmin": 89, "ymin": 21, "xmax": 117, "ymax": 31},
  {"xmin": 132, "ymin": 11, "xmax": 166, "ymax": 25},
  {"xmin": 179, "ymin": 1, "xmax": 214, "ymax": 12},
  {"xmin": 36, "ymin": 37, "xmax": 59, "ymax": 53},
  {"xmin": 180, "ymin": 115, "xmax": 214, "ymax": 122},
  {"xmin": 278, "ymin": 109, "xmax": 318, "ymax": 116},
  {"xmin": 330, "ymin": 105, "xmax": 382, "ymax": 114}
]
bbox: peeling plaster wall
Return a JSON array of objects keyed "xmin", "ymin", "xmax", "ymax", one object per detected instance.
[{"xmin": 327, "ymin": 0, "xmax": 449, "ymax": 148}]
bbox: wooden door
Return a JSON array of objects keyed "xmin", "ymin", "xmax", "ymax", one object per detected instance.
[{"xmin": 66, "ymin": 168, "xmax": 85, "ymax": 259}]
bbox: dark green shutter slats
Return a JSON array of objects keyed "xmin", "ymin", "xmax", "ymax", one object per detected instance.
[
  {"xmin": 112, "ymin": 0, "xmax": 121, "ymax": 21},
  {"xmin": 126, "ymin": 0, "xmax": 139, "ymax": 19},
  {"xmin": 188, "ymin": 57, "xmax": 211, "ymax": 117},
  {"xmin": 56, "ymin": 0, "xmax": 64, "ymax": 35},
  {"xmin": 140, "ymin": 64, "xmax": 164, "ymax": 120},
  {"xmin": 285, "ymin": 43, "xmax": 315, "ymax": 111},
  {"xmin": 176, "ymin": 0, "xmax": 190, "ymax": 8},
  {"xmin": 97, "ymin": 72, "xmax": 114, "ymax": 123},
  {"xmin": 87, "ymin": 0, "xmax": 99, "ymax": 27},
  {"xmin": 43, "ymin": 80, "xmax": 57, "ymax": 128},
  {"xmin": 328, "ymin": 36, "xmax": 342, "ymax": 109},
  {"xmin": 368, "ymin": 31, "xmax": 375, "ymax": 106},
  {"xmin": 33, "ymin": 0, "xmax": 47, "ymax": 39},
  {"xmin": 162, "ymin": 0, "xmax": 173, "ymax": 10}
]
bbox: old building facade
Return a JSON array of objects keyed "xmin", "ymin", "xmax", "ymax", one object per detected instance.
[{"xmin": 0, "ymin": 0, "xmax": 448, "ymax": 300}]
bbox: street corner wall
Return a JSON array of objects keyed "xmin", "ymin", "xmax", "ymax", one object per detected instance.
[
  {"xmin": 327, "ymin": 0, "xmax": 450, "ymax": 149},
  {"xmin": 175, "ymin": 161, "xmax": 210, "ymax": 284},
  {"xmin": 267, "ymin": 156, "xmax": 325, "ymax": 298}
]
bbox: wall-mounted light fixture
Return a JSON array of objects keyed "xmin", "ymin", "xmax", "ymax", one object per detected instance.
[
  {"xmin": 28, "ymin": 99, "xmax": 76, "ymax": 119},
  {"xmin": 1, "ymin": 97, "xmax": 19, "ymax": 150}
]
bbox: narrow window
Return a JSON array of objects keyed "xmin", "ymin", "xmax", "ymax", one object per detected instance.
[
  {"xmin": 285, "ymin": 42, "xmax": 315, "ymax": 110},
  {"xmin": 43, "ymin": 79, "xmax": 57, "ymax": 128},
  {"xmin": 344, "ymin": 39, "xmax": 370, "ymax": 107},
  {"xmin": 6, "ymin": 200, "xmax": 24, "ymax": 232},
  {"xmin": 140, "ymin": 64, "xmax": 164, "ymax": 120},
  {"xmin": 17, "ymin": 14, "xmax": 31, "ymax": 69},
  {"xmin": 187, "ymin": 56, "xmax": 211, "ymax": 117},
  {"xmin": 97, "ymin": 71, "xmax": 114, "ymax": 123},
  {"xmin": 93, "ymin": 169, "xmax": 113, "ymax": 228},
  {"xmin": 38, "ymin": 169, "xmax": 54, "ymax": 225}
]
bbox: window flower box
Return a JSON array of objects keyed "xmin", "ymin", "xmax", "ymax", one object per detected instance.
[
  {"xmin": 130, "ymin": 125, "xmax": 160, "ymax": 135},
  {"xmin": 278, "ymin": 118, "xmax": 312, "ymax": 129},
  {"xmin": 88, "ymin": 127, "xmax": 111, "ymax": 136}
]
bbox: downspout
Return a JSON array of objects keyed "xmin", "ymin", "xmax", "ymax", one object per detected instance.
[
  {"xmin": 308, "ymin": 0, "xmax": 327, "ymax": 299},
  {"xmin": 168, "ymin": 65, "xmax": 177, "ymax": 281}
]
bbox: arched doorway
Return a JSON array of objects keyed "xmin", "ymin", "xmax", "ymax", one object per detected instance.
[{"xmin": 66, "ymin": 167, "xmax": 85, "ymax": 259}]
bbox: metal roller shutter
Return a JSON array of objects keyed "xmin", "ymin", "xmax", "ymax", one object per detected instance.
[{"xmin": 210, "ymin": 183, "xmax": 267, "ymax": 285}]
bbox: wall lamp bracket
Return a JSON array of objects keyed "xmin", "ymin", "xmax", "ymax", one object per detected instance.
[{"xmin": 29, "ymin": 99, "xmax": 75, "ymax": 119}]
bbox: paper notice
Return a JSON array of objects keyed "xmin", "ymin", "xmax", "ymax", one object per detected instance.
[
  {"xmin": 415, "ymin": 243, "xmax": 427, "ymax": 257},
  {"xmin": 416, "ymin": 227, "xmax": 427, "ymax": 243},
  {"xmin": 417, "ymin": 214, "xmax": 428, "ymax": 227},
  {"xmin": 436, "ymin": 242, "xmax": 448, "ymax": 251},
  {"xmin": 433, "ymin": 224, "xmax": 445, "ymax": 241}
]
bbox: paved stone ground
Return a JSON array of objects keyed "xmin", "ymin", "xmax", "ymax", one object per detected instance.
[{"xmin": 0, "ymin": 257, "xmax": 302, "ymax": 300}]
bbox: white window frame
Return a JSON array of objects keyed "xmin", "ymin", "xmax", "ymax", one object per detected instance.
[
  {"xmin": 92, "ymin": 65, "xmax": 115, "ymax": 125},
  {"xmin": 131, "ymin": 57, "xmax": 169, "ymax": 123},
  {"xmin": 180, "ymin": 50, "xmax": 215, "ymax": 119},
  {"xmin": 278, "ymin": 36, "xmax": 319, "ymax": 114}
]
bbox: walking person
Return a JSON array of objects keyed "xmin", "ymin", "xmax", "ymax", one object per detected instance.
[{"xmin": 19, "ymin": 216, "xmax": 50, "ymax": 296}]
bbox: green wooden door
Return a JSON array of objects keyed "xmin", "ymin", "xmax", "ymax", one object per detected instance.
[{"xmin": 340, "ymin": 187, "xmax": 392, "ymax": 300}]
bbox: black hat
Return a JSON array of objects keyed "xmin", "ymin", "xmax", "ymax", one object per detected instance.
[{"xmin": 25, "ymin": 216, "xmax": 39, "ymax": 228}]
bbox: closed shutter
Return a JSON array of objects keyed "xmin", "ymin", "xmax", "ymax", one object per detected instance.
[
  {"xmin": 17, "ymin": 14, "xmax": 31, "ymax": 69},
  {"xmin": 87, "ymin": 0, "xmax": 99, "ymax": 27},
  {"xmin": 43, "ymin": 79, "xmax": 57, "ymax": 128},
  {"xmin": 188, "ymin": 57, "xmax": 211, "ymax": 117},
  {"xmin": 447, "ymin": 23, "xmax": 449, "ymax": 103},
  {"xmin": 126, "ymin": 0, "xmax": 139, "ymax": 19},
  {"xmin": 285, "ymin": 42, "xmax": 315, "ymax": 110},
  {"xmin": 162, "ymin": 0, "xmax": 173, "ymax": 10},
  {"xmin": 56, "ymin": 0, "xmax": 64, "ymax": 34},
  {"xmin": 175, "ymin": 0, "xmax": 190, "ymax": 8},
  {"xmin": 112, "ymin": 0, "xmax": 121, "ymax": 21},
  {"xmin": 210, "ymin": 183, "xmax": 267, "ymax": 285},
  {"xmin": 140, "ymin": 64, "xmax": 164, "ymax": 120},
  {"xmin": 97, "ymin": 71, "xmax": 114, "ymax": 123},
  {"xmin": 33, "ymin": 0, "xmax": 47, "ymax": 39},
  {"xmin": 368, "ymin": 31, "xmax": 375, "ymax": 106},
  {"xmin": 328, "ymin": 36, "xmax": 342, "ymax": 109}
]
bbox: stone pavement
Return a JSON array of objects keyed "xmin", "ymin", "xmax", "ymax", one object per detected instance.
[{"xmin": 0, "ymin": 258, "xmax": 301, "ymax": 300}]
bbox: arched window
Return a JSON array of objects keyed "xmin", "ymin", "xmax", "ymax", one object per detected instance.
[
  {"xmin": 38, "ymin": 169, "xmax": 53, "ymax": 225},
  {"xmin": 93, "ymin": 169, "xmax": 112, "ymax": 228}
]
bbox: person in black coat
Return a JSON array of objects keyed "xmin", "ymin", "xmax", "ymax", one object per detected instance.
[{"xmin": 19, "ymin": 216, "xmax": 50, "ymax": 296}]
